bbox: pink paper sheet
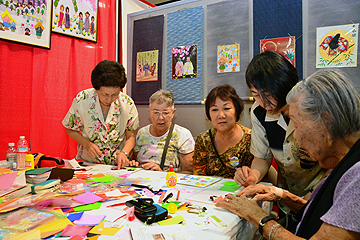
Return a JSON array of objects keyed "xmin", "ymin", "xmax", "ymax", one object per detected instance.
[
  {"xmin": 73, "ymin": 213, "xmax": 106, "ymax": 226},
  {"xmin": 59, "ymin": 224, "xmax": 92, "ymax": 237},
  {"xmin": 0, "ymin": 172, "xmax": 17, "ymax": 190},
  {"xmin": 73, "ymin": 191, "xmax": 102, "ymax": 205}
]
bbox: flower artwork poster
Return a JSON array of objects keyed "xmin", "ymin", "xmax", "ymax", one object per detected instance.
[
  {"xmin": 172, "ymin": 45, "xmax": 197, "ymax": 79},
  {"xmin": 217, "ymin": 44, "xmax": 240, "ymax": 73}
]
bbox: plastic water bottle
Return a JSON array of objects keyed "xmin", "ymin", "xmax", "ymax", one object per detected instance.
[
  {"xmin": 17, "ymin": 136, "xmax": 28, "ymax": 170},
  {"xmin": 6, "ymin": 143, "xmax": 17, "ymax": 170}
]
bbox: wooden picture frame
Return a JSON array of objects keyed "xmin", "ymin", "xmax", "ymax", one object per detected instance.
[
  {"xmin": 0, "ymin": 0, "xmax": 53, "ymax": 49},
  {"xmin": 51, "ymin": 0, "xmax": 98, "ymax": 42}
]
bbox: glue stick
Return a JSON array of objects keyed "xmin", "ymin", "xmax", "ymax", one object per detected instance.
[{"xmin": 25, "ymin": 154, "xmax": 35, "ymax": 170}]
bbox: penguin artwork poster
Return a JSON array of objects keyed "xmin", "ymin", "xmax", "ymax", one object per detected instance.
[{"xmin": 316, "ymin": 23, "xmax": 358, "ymax": 68}]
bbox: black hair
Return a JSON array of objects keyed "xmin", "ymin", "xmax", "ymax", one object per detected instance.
[
  {"xmin": 91, "ymin": 60, "xmax": 127, "ymax": 90},
  {"xmin": 205, "ymin": 84, "xmax": 244, "ymax": 122},
  {"xmin": 246, "ymin": 50, "xmax": 298, "ymax": 111}
]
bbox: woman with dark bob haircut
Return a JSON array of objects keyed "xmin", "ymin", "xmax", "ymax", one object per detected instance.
[
  {"xmin": 193, "ymin": 84, "xmax": 253, "ymax": 178},
  {"xmin": 63, "ymin": 60, "xmax": 139, "ymax": 169},
  {"xmin": 235, "ymin": 51, "xmax": 327, "ymax": 205}
]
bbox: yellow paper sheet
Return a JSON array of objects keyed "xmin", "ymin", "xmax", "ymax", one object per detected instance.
[
  {"xmin": 7, "ymin": 229, "xmax": 41, "ymax": 240},
  {"xmin": 36, "ymin": 217, "xmax": 73, "ymax": 238},
  {"xmin": 89, "ymin": 221, "xmax": 123, "ymax": 236},
  {"xmin": 158, "ymin": 215, "xmax": 185, "ymax": 226}
]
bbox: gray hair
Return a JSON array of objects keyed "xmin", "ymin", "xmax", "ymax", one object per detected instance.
[
  {"xmin": 149, "ymin": 89, "xmax": 175, "ymax": 109},
  {"xmin": 286, "ymin": 69, "xmax": 360, "ymax": 139}
]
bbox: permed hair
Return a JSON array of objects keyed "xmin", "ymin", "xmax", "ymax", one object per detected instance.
[
  {"xmin": 287, "ymin": 69, "xmax": 360, "ymax": 139},
  {"xmin": 91, "ymin": 60, "xmax": 127, "ymax": 90},
  {"xmin": 149, "ymin": 89, "xmax": 175, "ymax": 109}
]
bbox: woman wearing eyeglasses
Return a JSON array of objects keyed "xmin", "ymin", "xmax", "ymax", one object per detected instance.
[
  {"xmin": 235, "ymin": 51, "xmax": 327, "ymax": 200},
  {"xmin": 132, "ymin": 90, "xmax": 195, "ymax": 173},
  {"xmin": 192, "ymin": 84, "xmax": 254, "ymax": 178}
]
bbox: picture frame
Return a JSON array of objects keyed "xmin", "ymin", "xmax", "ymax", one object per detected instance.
[
  {"xmin": 136, "ymin": 50, "xmax": 159, "ymax": 82},
  {"xmin": 0, "ymin": 1, "xmax": 53, "ymax": 49},
  {"xmin": 260, "ymin": 36, "xmax": 296, "ymax": 66},
  {"xmin": 316, "ymin": 23, "xmax": 358, "ymax": 68},
  {"xmin": 171, "ymin": 45, "xmax": 197, "ymax": 79},
  {"xmin": 51, "ymin": 0, "xmax": 98, "ymax": 42},
  {"xmin": 217, "ymin": 44, "xmax": 240, "ymax": 73}
]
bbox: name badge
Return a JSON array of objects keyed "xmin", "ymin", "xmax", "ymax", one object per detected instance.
[{"xmin": 229, "ymin": 156, "xmax": 239, "ymax": 167}]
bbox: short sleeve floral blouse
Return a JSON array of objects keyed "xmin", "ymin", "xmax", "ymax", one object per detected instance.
[{"xmin": 62, "ymin": 88, "xmax": 139, "ymax": 164}]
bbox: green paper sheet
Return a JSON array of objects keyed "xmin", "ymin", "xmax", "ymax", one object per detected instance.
[
  {"xmin": 222, "ymin": 181, "xmax": 238, "ymax": 186},
  {"xmin": 90, "ymin": 174, "xmax": 123, "ymax": 183},
  {"xmin": 25, "ymin": 168, "xmax": 52, "ymax": 175},
  {"xmin": 218, "ymin": 182, "xmax": 241, "ymax": 192},
  {"xmin": 72, "ymin": 202, "xmax": 102, "ymax": 212}
]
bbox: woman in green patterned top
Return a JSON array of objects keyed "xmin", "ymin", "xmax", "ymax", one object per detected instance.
[{"xmin": 193, "ymin": 84, "xmax": 254, "ymax": 178}]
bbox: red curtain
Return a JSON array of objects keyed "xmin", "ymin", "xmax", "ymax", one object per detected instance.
[{"xmin": 0, "ymin": 0, "xmax": 117, "ymax": 160}]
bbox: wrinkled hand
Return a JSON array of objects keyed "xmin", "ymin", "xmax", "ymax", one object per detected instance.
[
  {"xmin": 128, "ymin": 160, "xmax": 139, "ymax": 167},
  {"xmin": 83, "ymin": 141, "xmax": 102, "ymax": 159},
  {"xmin": 237, "ymin": 184, "xmax": 279, "ymax": 202},
  {"xmin": 234, "ymin": 166, "xmax": 258, "ymax": 187},
  {"xmin": 141, "ymin": 162, "xmax": 162, "ymax": 171},
  {"xmin": 215, "ymin": 194, "xmax": 267, "ymax": 224},
  {"xmin": 115, "ymin": 152, "xmax": 130, "ymax": 170}
]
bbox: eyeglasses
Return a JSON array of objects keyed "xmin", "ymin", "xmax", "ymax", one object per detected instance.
[{"xmin": 150, "ymin": 109, "xmax": 173, "ymax": 117}]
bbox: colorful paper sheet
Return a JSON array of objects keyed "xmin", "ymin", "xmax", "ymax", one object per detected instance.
[
  {"xmin": 72, "ymin": 202, "xmax": 102, "ymax": 212},
  {"xmin": 73, "ymin": 192, "xmax": 103, "ymax": 205},
  {"xmin": 59, "ymin": 224, "xmax": 92, "ymax": 238},
  {"xmin": 67, "ymin": 211, "xmax": 84, "ymax": 222},
  {"xmin": 218, "ymin": 182, "xmax": 241, "ymax": 192},
  {"xmin": 73, "ymin": 213, "xmax": 106, "ymax": 226},
  {"xmin": 0, "ymin": 172, "xmax": 17, "ymax": 190},
  {"xmin": 90, "ymin": 174, "xmax": 123, "ymax": 183},
  {"xmin": 89, "ymin": 221, "xmax": 123, "ymax": 236}
]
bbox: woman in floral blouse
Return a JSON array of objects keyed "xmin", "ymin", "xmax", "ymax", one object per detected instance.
[
  {"xmin": 193, "ymin": 84, "xmax": 254, "ymax": 178},
  {"xmin": 62, "ymin": 60, "xmax": 139, "ymax": 169}
]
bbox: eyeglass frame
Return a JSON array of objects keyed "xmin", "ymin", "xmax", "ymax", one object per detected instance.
[{"xmin": 149, "ymin": 109, "xmax": 174, "ymax": 117}]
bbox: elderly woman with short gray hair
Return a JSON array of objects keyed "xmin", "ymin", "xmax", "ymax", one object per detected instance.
[
  {"xmin": 216, "ymin": 69, "xmax": 360, "ymax": 240},
  {"xmin": 133, "ymin": 90, "xmax": 195, "ymax": 173}
]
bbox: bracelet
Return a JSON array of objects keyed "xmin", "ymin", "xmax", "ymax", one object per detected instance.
[
  {"xmin": 120, "ymin": 150, "xmax": 128, "ymax": 157},
  {"xmin": 258, "ymin": 215, "xmax": 277, "ymax": 236},
  {"xmin": 81, "ymin": 138, "xmax": 88, "ymax": 147},
  {"xmin": 269, "ymin": 223, "xmax": 281, "ymax": 240}
]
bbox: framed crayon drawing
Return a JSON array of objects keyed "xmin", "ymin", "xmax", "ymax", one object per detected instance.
[
  {"xmin": 0, "ymin": 1, "xmax": 52, "ymax": 49},
  {"xmin": 51, "ymin": 0, "xmax": 98, "ymax": 42}
]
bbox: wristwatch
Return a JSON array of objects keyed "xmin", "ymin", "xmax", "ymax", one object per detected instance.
[
  {"xmin": 120, "ymin": 151, "xmax": 128, "ymax": 157},
  {"xmin": 259, "ymin": 215, "xmax": 277, "ymax": 236}
]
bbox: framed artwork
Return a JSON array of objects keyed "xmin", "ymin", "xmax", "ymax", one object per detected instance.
[
  {"xmin": 316, "ymin": 23, "xmax": 358, "ymax": 68},
  {"xmin": 0, "ymin": 1, "xmax": 52, "ymax": 49},
  {"xmin": 52, "ymin": 0, "xmax": 98, "ymax": 42},
  {"xmin": 171, "ymin": 45, "xmax": 197, "ymax": 79},
  {"xmin": 136, "ymin": 50, "xmax": 159, "ymax": 82},
  {"xmin": 260, "ymin": 36, "xmax": 296, "ymax": 66},
  {"xmin": 217, "ymin": 44, "xmax": 240, "ymax": 73}
]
